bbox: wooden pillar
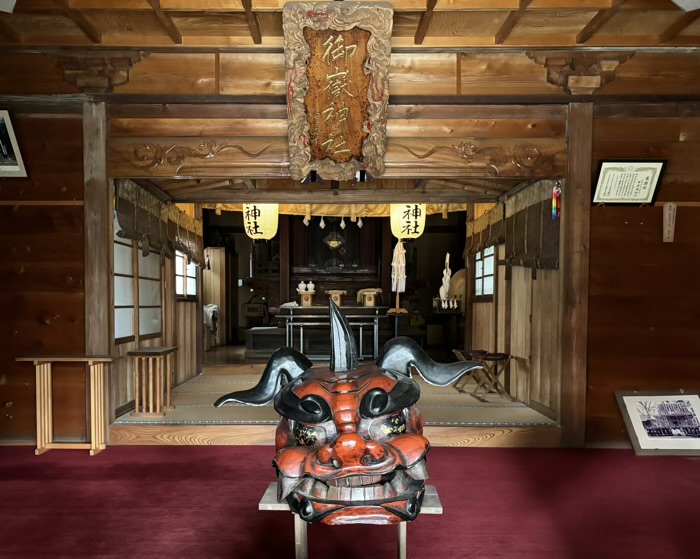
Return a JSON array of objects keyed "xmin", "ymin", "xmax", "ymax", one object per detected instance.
[
  {"xmin": 280, "ymin": 215, "xmax": 290, "ymax": 304},
  {"xmin": 83, "ymin": 101, "xmax": 110, "ymax": 355},
  {"xmin": 381, "ymin": 219, "xmax": 392, "ymax": 305},
  {"xmin": 83, "ymin": 101, "xmax": 112, "ymax": 432},
  {"xmin": 560, "ymin": 103, "xmax": 592, "ymax": 447},
  {"xmin": 195, "ymin": 204, "xmax": 204, "ymax": 375},
  {"xmin": 463, "ymin": 204, "xmax": 474, "ymax": 350}
]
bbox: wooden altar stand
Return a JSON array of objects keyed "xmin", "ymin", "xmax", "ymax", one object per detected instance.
[
  {"xmin": 16, "ymin": 355, "xmax": 113, "ymax": 456},
  {"xmin": 259, "ymin": 482, "xmax": 443, "ymax": 559}
]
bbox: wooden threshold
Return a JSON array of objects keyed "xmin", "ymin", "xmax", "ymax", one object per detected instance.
[{"xmin": 109, "ymin": 423, "xmax": 561, "ymax": 447}]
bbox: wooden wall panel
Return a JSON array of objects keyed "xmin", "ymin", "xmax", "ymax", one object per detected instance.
[
  {"xmin": 0, "ymin": 115, "xmax": 86, "ymax": 442},
  {"xmin": 598, "ymin": 54, "xmax": 700, "ymax": 97},
  {"xmin": 460, "ymin": 53, "xmax": 560, "ymax": 96},
  {"xmin": 176, "ymin": 301, "xmax": 198, "ymax": 386},
  {"xmin": 593, "ymin": 115, "xmax": 700, "ymax": 203},
  {"xmin": 529, "ymin": 268, "xmax": 561, "ymax": 418},
  {"xmin": 587, "ymin": 206, "xmax": 700, "ymax": 443},
  {"xmin": 390, "ymin": 53, "xmax": 457, "ymax": 96},
  {"xmin": 509, "ymin": 265, "xmax": 531, "ymax": 402},
  {"xmin": 587, "ymin": 105, "xmax": 700, "ymax": 443},
  {"xmin": 472, "ymin": 301, "xmax": 495, "ymax": 352},
  {"xmin": 0, "ymin": 116, "xmax": 84, "ymax": 201},
  {"xmin": 0, "ymin": 54, "xmax": 78, "ymax": 95},
  {"xmin": 116, "ymin": 53, "xmax": 217, "ymax": 95},
  {"xmin": 219, "ymin": 53, "xmax": 286, "ymax": 95}
]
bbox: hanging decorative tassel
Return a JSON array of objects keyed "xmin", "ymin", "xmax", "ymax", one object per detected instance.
[
  {"xmin": 319, "ymin": 216, "xmax": 326, "ymax": 229},
  {"xmin": 552, "ymin": 180, "xmax": 562, "ymax": 221},
  {"xmin": 340, "ymin": 216, "xmax": 346, "ymax": 229},
  {"xmin": 357, "ymin": 217, "xmax": 363, "ymax": 229}
]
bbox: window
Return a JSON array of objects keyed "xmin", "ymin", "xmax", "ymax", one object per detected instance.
[
  {"xmin": 176, "ymin": 251, "xmax": 198, "ymax": 299},
  {"xmin": 113, "ymin": 219, "xmax": 164, "ymax": 342},
  {"xmin": 475, "ymin": 246, "xmax": 495, "ymax": 298},
  {"xmin": 113, "ymin": 222, "xmax": 134, "ymax": 342},
  {"xmin": 138, "ymin": 248, "xmax": 162, "ymax": 337}
]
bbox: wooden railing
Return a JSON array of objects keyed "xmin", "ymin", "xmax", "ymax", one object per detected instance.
[{"xmin": 16, "ymin": 356, "xmax": 113, "ymax": 456}]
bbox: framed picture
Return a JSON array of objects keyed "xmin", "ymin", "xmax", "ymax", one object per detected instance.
[
  {"xmin": 593, "ymin": 160, "xmax": 665, "ymax": 205},
  {"xmin": 616, "ymin": 391, "xmax": 700, "ymax": 456},
  {"xmin": 0, "ymin": 110, "xmax": 27, "ymax": 178}
]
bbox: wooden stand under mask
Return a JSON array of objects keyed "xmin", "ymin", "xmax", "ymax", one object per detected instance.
[{"xmin": 259, "ymin": 483, "xmax": 443, "ymax": 559}]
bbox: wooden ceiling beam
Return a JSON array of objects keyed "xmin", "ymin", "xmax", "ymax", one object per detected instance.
[
  {"xmin": 494, "ymin": 0, "xmax": 532, "ymax": 45},
  {"xmin": 576, "ymin": 0, "xmax": 624, "ymax": 45},
  {"xmin": 241, "ymin": 0, "xmax": 262, "ymax": 45},
  {"xmin": 414, "ymin": 0, "xmax": 437, "ymax": 46},
  {"xmin": 60, "ymin": 3, "xmax": 102, "ymax": 44},
  {"xmin": 659, "ymin": 11, "xmax": 700, "ymax": 43},
  {"xmin": 173, "ymin": 188, "xmax": 498, "ymax": 204},
  {"xmin": 0, "ymin": 18, "xmax": 22, "ymax": 43},
  {"xmin": 428, "ymin": 179, "xmax": 508, "ymax": 195},
  {"xmin": 164, "ymin": 178, "xmax": 229, "ymax": 192},
  {"xmin": 147, "ymin": 0, "xmax": 183, "ymax": 45},
  {"xmin": 133, "ymin": 179, "xmax": 173, "ymax": 202}
]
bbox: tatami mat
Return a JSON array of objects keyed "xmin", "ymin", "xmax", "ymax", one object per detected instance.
[{"xmin": 115, "ymin": 371, "xmax": 556, "ymax": 427}]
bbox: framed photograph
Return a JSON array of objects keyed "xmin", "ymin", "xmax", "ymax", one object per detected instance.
[
  {"xmin": 0, "ymin": 110, "xmax": 27, "ymax": 178},
  {"xmin": 616, "ymin": 391, "xmax": 700, "ymax": 456},
  {"xmin": 593, "ymin": 160, "xmax": 665, "ymax": 205}
]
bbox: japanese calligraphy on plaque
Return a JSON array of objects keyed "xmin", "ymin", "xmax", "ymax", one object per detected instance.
[
  {"xmin": 593, "ymin": 161, "xmax": 666, "ymax": 204},
  {"xmin": 283, "ymin": 2, "xmax": 393, "ymax": 181}
]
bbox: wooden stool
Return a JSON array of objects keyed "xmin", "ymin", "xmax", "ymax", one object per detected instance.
[
  {"xmin": 128, "ymin": 347, "xmax": 177, "ymax": 417},
  {"xmin": 259, "ymin": 482, "xmax": 443, "ymax": 559},
  {"xmin": 472, "ymin": 352, "xmax": 513, "ymax": 401}
]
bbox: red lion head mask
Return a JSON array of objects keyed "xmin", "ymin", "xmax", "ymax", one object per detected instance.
[{"xmin": 215, "ymin": 302, "xmax": 481, "ymax": 525}]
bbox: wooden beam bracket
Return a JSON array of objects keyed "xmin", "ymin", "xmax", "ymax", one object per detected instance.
[
  {"xmin": 242, "ymin": 0, "xmax": 262, "ymax": 45},
  {"xmin": 526, "ymin": 50, "xmax": 634, "ymax": 95},
  {"xmin": 147, "ymin": 0, "xmax": 183, "ymax": 45},
  {"xmin": 52, "ymin": 50, "xmax": 150, "ymax": 93}
]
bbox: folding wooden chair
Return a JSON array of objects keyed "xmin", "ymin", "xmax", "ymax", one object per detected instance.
[{"xmin": 471, "ymin": 352, "xmax": 513, "ymax": 401}]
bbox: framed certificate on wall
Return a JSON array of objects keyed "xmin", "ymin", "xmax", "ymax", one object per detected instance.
[{"xmin": 593, "ymin": 161, "xmax": 665, "ymax": 204}]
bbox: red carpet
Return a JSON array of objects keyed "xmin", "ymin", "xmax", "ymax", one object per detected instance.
[{"xmin": 0, "ymin": 446, "xmax": 698, "ymax": 559}]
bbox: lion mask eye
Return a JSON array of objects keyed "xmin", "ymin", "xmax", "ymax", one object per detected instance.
[
  {"xmin": 369, "ymin": 411, "xmax": 407, "ymax": 440},
  {"xmin": 293, "ymin": 422, "xmax": 327, "ymax": 447}
]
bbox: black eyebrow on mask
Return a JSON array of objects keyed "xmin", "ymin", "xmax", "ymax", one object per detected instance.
[
  {"xmin": 274, "ymin": 389, "xmax": 333, "ymax": 424},
  {"xmin": 360, "ymin": 375, "xmax": 420, "ymax": 419}
]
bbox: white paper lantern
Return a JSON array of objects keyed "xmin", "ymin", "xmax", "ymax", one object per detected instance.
[
  {"xmin": 390, "ymin": 204, "xmax": 426, "ymax": 239},
  {"xmin": 243, "ymin": 203, "xmax": 279, "ymax": 240}
]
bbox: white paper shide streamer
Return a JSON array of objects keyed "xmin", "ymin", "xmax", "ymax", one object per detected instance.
[{"xmin": 391, "ymin": 240, "xmax": 406, "ymax": 293}]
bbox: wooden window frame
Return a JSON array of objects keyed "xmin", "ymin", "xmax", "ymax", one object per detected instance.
[
  {"xmin": 114, "ymin": 237, "xmax": 136, "ymax": 344},
  {"xmin": 113, "ymin": 235, "xmax": 164, "ymax": 344},
  {"xmin": 175, "ymin": 251, "xmax": 198, "ymax": 302},
  {"xmin": 474, "ymin": 246, "xmax": 495, "ymax": 303},
  {"xmin": 137, "ymin": 248, "xmax": 163, "ymax": 339}
]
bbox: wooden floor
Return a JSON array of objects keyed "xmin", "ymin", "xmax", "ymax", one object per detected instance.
[{"xmin": 111, "ymin": 346, "xmax": 560, "ymax": 447}]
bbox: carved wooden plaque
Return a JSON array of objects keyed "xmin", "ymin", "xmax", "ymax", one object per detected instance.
[{"xmin": 283, "ymin": 2, "xmax": 393, "ymax": 181}]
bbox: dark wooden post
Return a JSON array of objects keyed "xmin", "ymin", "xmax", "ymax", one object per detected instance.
[
  {"xmin": 280, "ymin": 215, "xmax": 290, "ymax": 304},
  {"xmin": 381, "ymin": 219, "xmax": 392, "ymax": 307},
  {"xmin": 84, "ymin": 101, "xmax": 110, "ymax": 355},
  {"xmin": 83, "ymin": 101, "xmax": 112, "ymax": 425},
  {"xmin": 560, "ymin": 103, "xmax": 592, "ymax": 447}
]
